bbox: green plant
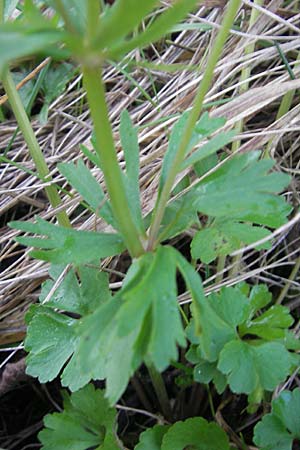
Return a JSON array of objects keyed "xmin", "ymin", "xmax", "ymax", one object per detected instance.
[{"xmin": 1, "ymin": 1, "xmax": 299, "ymax": 449}]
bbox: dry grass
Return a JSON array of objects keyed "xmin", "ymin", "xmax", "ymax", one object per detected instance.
[{"xmin": 0, "ymin": 0, "xmax": 299, "ymax": 365}]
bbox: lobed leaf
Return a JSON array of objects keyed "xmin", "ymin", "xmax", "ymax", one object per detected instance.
[
  {"xmin": 254, "ymin": 388, "xmax": 300, "ymax": 450},
  {"xmin": 135, "ymin": 424, "xmax": 170, "ymax": 450},
  {"xmin": 120, "ymin": 110, "xmax": 144, "ymax": 233},
  {"xmin": 58, "ymin": 159, "xmax": 117, "ymax": 228},
  {"xmin": 194, "ymin": 151, "xmax": 291, "ymax": 227},
  {"xmin": 161, "ymin": 417, "xmax": 231, "ymax": 450},
  {"xmin": 38, "ymin": 384, "xmax": 119, "ymax": 450},
  {"xmin": 9, "ymin": 217, "xmax": 125, "ymax": 264},
  {"xmin": 191, "ymin": 220, "xmax": 271, "ymax": 264},
  {"xmin": 24, "ymin": 265, "xmax": 112, "ymax": 391},
  {"xmin": 218, "ymin": 340, "xmax": 293, "ymax": 395}
]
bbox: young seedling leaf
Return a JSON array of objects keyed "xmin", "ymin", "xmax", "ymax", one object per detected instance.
[
  {"xmin": 9, "ymin": 217, "xmax": 125, "ymax": 264},
  {"xmin": 191, "ymin": 220, "xmax": 271, "ymax": 264},
  {"xmin": 194, "ymin": 151, "xmax": 291, "ymax": 227},
  {"xmin": 161, "ymin": 417, "xmax": 231, "ymax": 450},
  {"xmin": 120, "ymin": 110, "xmax": 144, "ymax": 233},
  {"xmin": 38, "ymin": 384, "xmax": 120, "ymax": 450},
  {"xmin": 253, "ymin": 388, "xmax": 300, "ymax": 450},
  {"xmin": 218, "ymin": 340, "xmax": 293, "ymax": 394},
  {"xmin": 135, "ymin": 424, "xmax": 170, "ymax": 450},
  {"xmin": 58, "ymin": 159, "xmax": 118, "ymax": 228}
]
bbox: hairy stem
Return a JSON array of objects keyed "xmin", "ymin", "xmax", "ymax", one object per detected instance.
[
  {"xmin": 147, "ymin": 0, "xmax": 241, "ymax": 250},
  {"xmin": 82, "ymin": 66, "xmax": 144, "ymax": 257}
]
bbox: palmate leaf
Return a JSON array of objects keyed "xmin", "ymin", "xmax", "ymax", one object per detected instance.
[
  {"xmin": 76, "ymin": 245, "xmax": 187, "ymax": 404},
  {"xmin": 24, "ymin": 266, "xmax": 112, "ymax": 392},
  {"xmin": 191, "ymin": 220, "xmax": 271, "ymax": 264},
  {"xmin": 38, "ymin": 385, "xmax": 120, "ymax": 450},
  {"xmin": 194, "ymin": 151, "xmax": 291, "ymax": 227},
  {"xmin": 218, "ymin": 340, "xmax": 293, "ymax": 395},
  {"xmin": 9, "ymin": 217, "xmax": 124, "ymax": 264},
  {"xmin": 253, "ymin": 388, "xmax": 300, "ymax": 450},
  {"xmin": 185, "ymin": 283, "xmax": 296, "ymax": 402}
]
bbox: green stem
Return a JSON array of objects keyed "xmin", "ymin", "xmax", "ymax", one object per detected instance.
[
  {"xmin": 1, "ymin": 68, "xmax": 70, "ymax": 228},
  {"xmin": 82, "ymin": 66, "xmax": 144, "ymax": 257},
  {"xmin": 147, "ymin": 0, "xmax": 241, "ymax": 250},
  {"xmin": 147, "ymin": 364, "xmax": 172, "ymax": 420}
]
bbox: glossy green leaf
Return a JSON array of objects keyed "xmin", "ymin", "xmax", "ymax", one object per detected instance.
[
  {"xmin": 24, "ymin": 265, "xmax": 112, "ymax": 391},
  {"xmin": 161, "ymin": 417, "xmax": 231, "ymax": 450},
  {"xmin": 254, "ymin": 388, "xmax": 300, "ymax": 450},
  {"xmin": 135, "ymin": 425, "xmax": 170, "ymax": 450},
  {"xmin": 38, "ymin": 385, "xmax": 119, "ymax": 450},
  {"xmin": 25, "ymin": 306, "xmax": 78, "ymax": 383},
  {"xmin": 107, "ymin": 0, "xmax": 199, "ymax": 60},
  {"xmin": 194, "ymin": 151, "xmax": 291, "ymax": 227},
  {"xmin": 77, "ymin": 246, "xmax": 186, "ymax": 404},
  {"xmin": 120, "ymin": 110, "xmax": 144, "ymax": 233},
  {"xmin": 40, "ymin": 265, "xmax": 111, "ymax": 315},
  {"xmin": 218, "ymin": 340, "xmax": 293, "ymax": 394},
  {"xmin": 9, "ymin": 217, "xmax": 125, "ymax": 264},
  {"xmin": 58, "ymin": 159, "xmax": 117, "ymax": 228},
  {"xmin": 191, "ymin": 221, "xmax": 271, "ymax": 263},
  {"xmin": 193, "ymin": 358, "xmax": 227, "ymax": 394}
]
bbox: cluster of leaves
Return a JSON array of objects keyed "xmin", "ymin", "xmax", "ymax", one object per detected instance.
[
  {"xmin": 9, "ymin": 93, "xmax": 297, "ymax": 447},
  {"xmin": 187, "ymin": 283, "xmax": 300, "ymax": 405},
  {"xmin": 3, "ymin": 1, "xmax": 299, "ymax": 449},
  {"xmin": 40, "ymin": 384, "xmax": 232, "ymax": 450},
  {"xmin": 39, "ymin": 385, "xmax": 300, "ymax": 450}
]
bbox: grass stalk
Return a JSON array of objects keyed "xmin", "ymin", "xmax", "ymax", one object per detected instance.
[
  {"xmin": 147, "ymin": 0, "xmax": 241, "ymax": 250},
  {"xmin": 1, "ymin": 68, "xmax": 70, "ymax": 227},
  {"xmin": 276, "ymin": 256, "xmax": 300, "ymax": 305}
]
